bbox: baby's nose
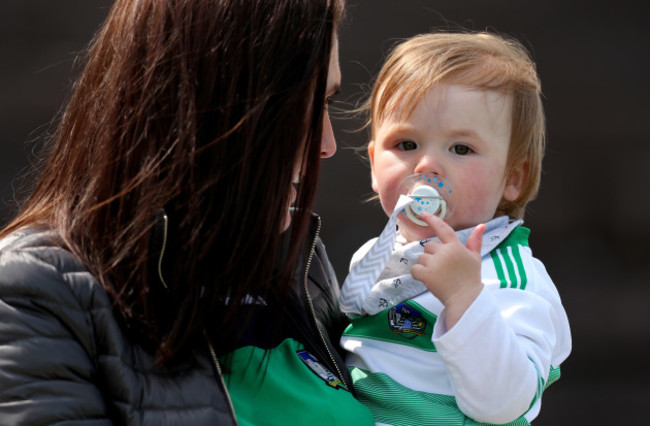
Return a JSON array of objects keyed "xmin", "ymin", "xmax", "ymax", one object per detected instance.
[{"xmin": 414, "ymin": 154, "xmax": 443, "ymax": 177}]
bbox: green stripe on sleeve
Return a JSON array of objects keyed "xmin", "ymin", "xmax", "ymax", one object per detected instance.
[
  {"xmin": 500, "ymin": 248, "xmax": 519, "ymax": 289},
  {"xmin": 489, "ymin": 226, "xmax": 530, "ymax": 291},
  {"xmin": 511, "ymin": 245, "xmax": 528, "ymax": 290},
  {"xmin": 490, "ymin": 249, "xmax": 508, "ymax": 288}
]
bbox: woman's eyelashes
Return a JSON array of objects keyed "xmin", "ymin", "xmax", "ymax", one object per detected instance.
[{"xmin": 325, "ymin": 89, "xmax": 340, "ymax": 107}]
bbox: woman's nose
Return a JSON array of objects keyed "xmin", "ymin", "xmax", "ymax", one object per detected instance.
[{"xmin": 320, "ymin": 113, "xmax": 337, "ymax": 158}]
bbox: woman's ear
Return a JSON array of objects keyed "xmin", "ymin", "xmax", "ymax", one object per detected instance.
[
  {"xmin": 367, "ymin": 141, "xmax": 379, "ymax": 193},
  {"xmin": 503, "ymin": 160, "xmax": 528, "ymax": 201}
]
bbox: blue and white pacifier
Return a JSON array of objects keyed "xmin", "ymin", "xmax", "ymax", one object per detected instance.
[{"xmin": 398, "ymin": 173, "xmax": 453, "ymax": 226}]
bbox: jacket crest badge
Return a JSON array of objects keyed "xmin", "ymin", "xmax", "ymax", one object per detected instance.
[
  {"xmin": 297, "ymin": 350, "xmax": 347, "ymax": 390},
  {"xmin": 388, "ymin": 303, "xmax": 427, "ymax": 339}
]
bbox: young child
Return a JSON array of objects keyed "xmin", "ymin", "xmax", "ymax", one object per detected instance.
[{"xmin": 339, "ymin": 32, "xmax": 572, "ymax": 425}]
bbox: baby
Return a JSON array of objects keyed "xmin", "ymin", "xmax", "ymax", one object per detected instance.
[{"xmin": 340, "ymin": 32, "xmax": 571, "ymax": 425}]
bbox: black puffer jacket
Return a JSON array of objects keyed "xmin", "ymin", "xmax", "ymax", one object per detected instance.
[{"xmin": 0, "ymin": 217, "xmax": 350, "ymax": 425}]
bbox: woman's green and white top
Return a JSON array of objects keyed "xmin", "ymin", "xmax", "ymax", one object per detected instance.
[
  {"xmin": 340, "ymin": 217, "xmax": 571, "ymax": 426},
  {"xmin": 223, "ymin": 337, "xmax": 374, "ymax": 426}
]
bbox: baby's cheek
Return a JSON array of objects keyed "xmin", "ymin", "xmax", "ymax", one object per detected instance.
[
  {"xmin": 375, "ymin": 181, "xmax": 397, "ymax": 214},
  {"xmin": 461, "ymin": 196, "xmax": 499, "ymax": 224},
  {"xmin": 380, "ymin": 194, "xmax": 397, "ymax": 217}
]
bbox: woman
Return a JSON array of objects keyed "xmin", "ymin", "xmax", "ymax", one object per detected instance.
[{"xmin": 0, "ymin": 0, "xmax": 374, "ymax": 424}]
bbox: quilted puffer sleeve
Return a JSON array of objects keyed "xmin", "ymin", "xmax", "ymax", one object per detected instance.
[{"xmin": 0, "ymin": 236, "xmax": 111, "ymax": 425}]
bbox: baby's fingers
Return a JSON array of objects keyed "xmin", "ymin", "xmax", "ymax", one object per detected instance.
[
  {"xmin": 465, "ymin": 224, "xmax": 486, "ymax": 254},
  {"xmin": 410, "ymin": 257, "xmax": 430, "ymax": 283},
  {"xmin": 418, "ymin": 212, "xmax": 457, "ymax": 243}
]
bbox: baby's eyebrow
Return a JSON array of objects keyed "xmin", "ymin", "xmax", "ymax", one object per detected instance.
[
  {"xmin": 376, "ymin": 124, "xmax": 420, "ymax": 141},
  {"xmin": 447, "ymin": 128, "xmax": 481, "ymax": 140}
]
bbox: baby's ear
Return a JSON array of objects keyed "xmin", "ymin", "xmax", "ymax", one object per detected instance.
[
  {"xmin": 367, "ymin": 141, "xmax": 379, "ymax": 193},
  {"xmin": 503, "ymin": 160, "xmax": 528, "ymax": 201}
]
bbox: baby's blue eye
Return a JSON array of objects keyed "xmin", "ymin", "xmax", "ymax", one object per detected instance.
[
  {"xmin": 451, "ymin": 144, "xmax": 472, "ymax": 155},
  {"xmin": 398, "ymin": 141, "xmax": 417, "ymax": 151}
]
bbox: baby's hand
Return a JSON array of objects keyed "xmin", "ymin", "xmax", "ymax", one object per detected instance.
[{"xmin": 410, "ymin": 213, "xmax": 486, "ymax": 329}]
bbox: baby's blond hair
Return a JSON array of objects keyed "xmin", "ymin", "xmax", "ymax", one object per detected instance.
[{"xmin": 367, "ymin": 32, "xmax": 545, "ymax": 219}]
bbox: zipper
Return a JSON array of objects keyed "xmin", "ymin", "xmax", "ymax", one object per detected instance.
[
  {"xmin": 302, "ymin": 215, "xmax": 349, "ymax": 390},
  {"xmin": 201, "ymin": 215, "xmax": 347, "ymax": 425},
  {"xmin": 156, "ymin": 213, "xmax": 237, "ymax": 423},
  {"xmin": 203, "ymin": 329, "xmax": 239, "ymax": 426}
]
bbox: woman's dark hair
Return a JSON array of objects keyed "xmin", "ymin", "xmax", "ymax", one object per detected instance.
[{"xmin": 1, "ymin": 0, "xmax": 344, "ymax": 364}]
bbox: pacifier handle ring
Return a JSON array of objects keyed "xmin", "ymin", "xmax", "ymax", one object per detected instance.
[{"xmin": 404, "ymin": 204, "xmax": 427, "ymax": 226}]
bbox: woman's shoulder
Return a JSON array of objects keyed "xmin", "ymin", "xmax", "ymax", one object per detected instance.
[
  {"xmin": 0, "ymin": 226, "xmax": 111, "ymax": 311},
  {"xmin": 1, "ymin": 226, "xmax": 77, "ymax": 266}
]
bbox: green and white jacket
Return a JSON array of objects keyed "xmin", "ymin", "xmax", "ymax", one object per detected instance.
[{"xmin": 340, "ymin": 217, "xmax": 571, "ymax": 426}]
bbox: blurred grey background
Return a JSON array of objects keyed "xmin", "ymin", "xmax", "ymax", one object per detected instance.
[{"xmin": 1, "ymin": 1, "xmax": 648, "ymax": 424}]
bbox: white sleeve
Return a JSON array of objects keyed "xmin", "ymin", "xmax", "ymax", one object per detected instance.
[{"xmin": 432, "ymin": 255, "xmax": 571, "ymax": 424}]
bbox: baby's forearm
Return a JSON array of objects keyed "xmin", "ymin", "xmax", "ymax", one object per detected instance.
[{"xmin": 434, "ymin": 289, "xmax": 540, "ymax": 423}]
